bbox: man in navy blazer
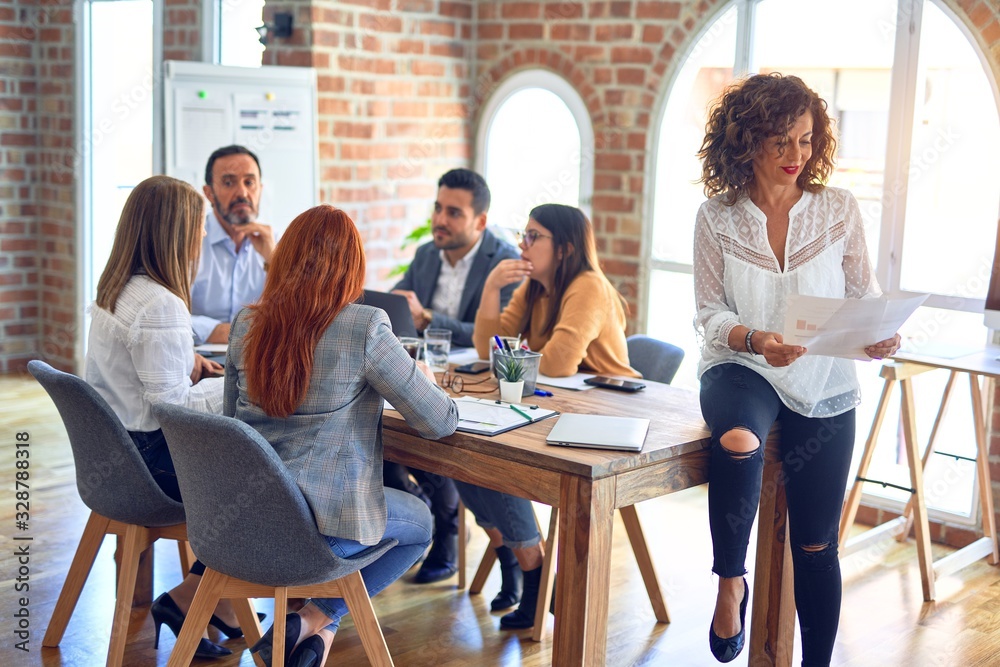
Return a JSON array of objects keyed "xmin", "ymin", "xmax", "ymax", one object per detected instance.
[
  {"xmin": 386, "ymin": 168, "xmax": 520, "ymax": 585},
  {"xmin": 391, "ymin": 168, "xmax": 520, "ymax": 348}
]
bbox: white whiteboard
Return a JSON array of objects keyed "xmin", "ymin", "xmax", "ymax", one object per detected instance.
[{"xmin": 163, "ymin": 60, "xmax": 318, "ymax": 238}]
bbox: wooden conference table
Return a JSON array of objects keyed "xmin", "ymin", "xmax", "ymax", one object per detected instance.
[{"xmin": 382, "ymin": 377, "xmax": 794, "ymax": 666}]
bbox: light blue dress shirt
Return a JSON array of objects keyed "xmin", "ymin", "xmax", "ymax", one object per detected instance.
[{"xmin": 190, "ymin": 211, "xmax": 267, "ymax": 344}]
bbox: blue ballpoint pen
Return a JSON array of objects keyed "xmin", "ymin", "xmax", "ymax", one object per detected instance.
[{"xmin": 533, "ymin": 389, "xmax": 553, "ymax": 397}]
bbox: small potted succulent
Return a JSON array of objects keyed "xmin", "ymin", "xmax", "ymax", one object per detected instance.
[{"xmin": 495, "ymin": 354, "xmax": 526, "ymax": 403}]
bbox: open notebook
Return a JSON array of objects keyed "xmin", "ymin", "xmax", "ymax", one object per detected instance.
[
  {"xmin": 545, "ymin": 413, "xmax": 650, "ymax": 451},
  {"xmin": 455, "ymin": 396, "xmax": 558, "ymax": 436}
]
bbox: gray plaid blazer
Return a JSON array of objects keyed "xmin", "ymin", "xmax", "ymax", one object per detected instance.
[{"xmin": 224, "ymin": 303, "xmax": 458, "ymax": 545}]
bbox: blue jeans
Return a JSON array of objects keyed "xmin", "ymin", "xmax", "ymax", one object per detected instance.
[
  {"xmin": 310, "ymin": 488, "xmax": 431, "ymax": 631},
  {"xmin": 453, "ymin": 482, "xmax": 541, "ymax": 550},
  {"xmin": 700, "ymin": 363, "xmax": 855, "ymax": 667},
  {"xmin": 128, "ymin": 429, "xmax": 207, "ymax": 577}
]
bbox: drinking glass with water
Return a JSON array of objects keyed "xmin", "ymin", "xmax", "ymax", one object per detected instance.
[{"xmin": 423, "ymin": 328, "xmax": 452, "ymax": 372}]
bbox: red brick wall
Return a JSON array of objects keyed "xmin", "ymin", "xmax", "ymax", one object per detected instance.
[
  {"xmin": 163, "ymin": 0, "xmax": 202, "ymax": 61},
  {"xmin": 0, "ymin": 0, "xmax": 75, "ymax": 373},
  {"xmin": 35, "ymin": 1, "xmax": 75, "ymax": 372},
  {"xmin": 262, "ymin": 0, "xmax": 474, "ymax": 285}
]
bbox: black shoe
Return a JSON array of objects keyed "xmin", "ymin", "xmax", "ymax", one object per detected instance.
[
  {"xmin": 414, "ymin": 532, "xmax": 458, "ymax": 584},
  {"xmin": 500, "ymin": 566, "xmax": 545, "ymax": 630},
  {"xmin": 209, "ymin": 610, "xmax": 268, "ymax": 639},
  {"xmin": 709, "ymin": 578, "xmax": 749, "ymax": 663},
  {"xmin": 490, "ymin": 546, "xmax": 523, "ymax": 611},
  {"xmin": 250, "ymin": 612, "xmax": 302, "ymax": 667},
  {"xmin": 150, "ymin": 593, "xmax": 232, "ymax": 660},
  {"xmin": 289, "ymin": 634, "xmax": 327, "ymax": 667}
]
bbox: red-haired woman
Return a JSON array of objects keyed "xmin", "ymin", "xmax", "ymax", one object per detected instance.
[{"xmin": 224, "ymin": 205, "xmax": 458, "ymax": 666}]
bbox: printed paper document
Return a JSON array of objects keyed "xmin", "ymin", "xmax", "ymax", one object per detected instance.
[{"xmin": 782, "ymin": 292, "xmax": 927, "ymax": 360}]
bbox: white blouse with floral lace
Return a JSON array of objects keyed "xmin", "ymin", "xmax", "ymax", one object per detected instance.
[{"xmin": 693, "ymin": 187, "xmax": 881, "ymax": 418}]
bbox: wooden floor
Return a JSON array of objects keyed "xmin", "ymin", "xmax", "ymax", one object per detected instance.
[{"xmin": 2, "ymin": 372, "xmax": 1000, "ymax": 667}]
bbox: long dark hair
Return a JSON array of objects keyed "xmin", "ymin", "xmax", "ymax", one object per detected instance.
[{"xmin": 519, "ymin": 204, "xmax": 627, "ymax": 337}]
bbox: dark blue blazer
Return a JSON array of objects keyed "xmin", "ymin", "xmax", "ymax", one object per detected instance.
[{"xmin": 393, "ymin": 226, "xmax": 520, "ymax": 347}]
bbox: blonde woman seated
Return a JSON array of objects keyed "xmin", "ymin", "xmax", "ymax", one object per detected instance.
[
  {"xmin": 85, "ymin": 175, "xmax": 237, "ymax": 659},
  {"xmin": 225, "ymin": 205, "xmax": 459, "ymax": 666},
  {"xmin": 461, "ymin": 203, "xmax": 638, "ymax": 629}
]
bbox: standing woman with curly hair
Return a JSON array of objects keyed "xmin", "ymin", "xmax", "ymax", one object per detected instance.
[{"xmin": 694, "ymin": 74, "xmax": 901, "ymax": 666}]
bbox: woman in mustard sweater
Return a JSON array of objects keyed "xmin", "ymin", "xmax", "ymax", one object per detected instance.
[
  {"xmin": 472, "ymin": 204, "xmax": 637, "ymax": 378},
  {"xmin": 460, "ymin": 204, "xmax": 637, "ymax": 631}
]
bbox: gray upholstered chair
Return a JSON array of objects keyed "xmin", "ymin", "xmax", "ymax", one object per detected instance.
[
  {"xmin": 626, "ymin": 334, "xmax": 685, "ymax": 385},
  {"xmin": 153, "ymin": 403, "xmax": 398, "ymax": 667},
  {"xmin": 27, "ymin": 360, "xmax": 195, "ymax": 667}
]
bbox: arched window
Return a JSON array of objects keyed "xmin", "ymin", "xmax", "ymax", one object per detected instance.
[
  {"xmin": 650, "ymin": 0, "xmax": 1000, "ymax": 520},
  {"xmin": 476, "ymin": 70, "xmax": 594, "ymax": 232}
]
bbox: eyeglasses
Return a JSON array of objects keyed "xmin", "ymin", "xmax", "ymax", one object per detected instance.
[
  {"xmin": 514, "ymin": 229, "xmax": 552, "ymax": 248},
  {"xmin": 438, "ymin": 370, "xmax": 496, "ymax": 394}
]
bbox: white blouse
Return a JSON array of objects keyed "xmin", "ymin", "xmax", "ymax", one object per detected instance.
[
  {"xmin": 85, "ymin": 275, "xmax": 223, "ymax": 432},
  {"xmin": 693, "ymin": 187, "xmax": 880, "ymax": 418}
]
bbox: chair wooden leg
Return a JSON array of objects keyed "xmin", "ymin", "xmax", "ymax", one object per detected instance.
[
  {"xmin": 166, "ymin": 568, "xmax": 227, "ymax": 667},
  {"xmin": 107, "ymin": 524, "xmax": 146, "ymax": 667},
  {"xmin": 532, "ymin": 506, "xmax": 559, "ymax": 642},
  {"xmin": 469, "ymin": 542, "xmax": 497, "ymax": 596},
  {"xmin": 42, "ymin": 512, "xmax": 111, "ymax": 647},
  {"xmin": 619, "ymin": 504, "xmax": 670, "ymax": 623},
  {"xmin": 341, "ymin": 570, "xmax": 394, "ymax": 666},
  {"xmin": 233, "ymin": 597, "xmax": 264, "ymax": 649},
  {"xmin": 272, "ymin": 587, "xmax": 289, "ymax": 667},
  {"xmin": 457, "ymin": 501, "xmax": 467, "ymax": 590},
  {"xmin": 177, "ymin": 541, "xmax": 196, "ymax": 578}
]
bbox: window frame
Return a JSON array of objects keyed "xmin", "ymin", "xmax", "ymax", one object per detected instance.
[
  {"xmin": 645, "ymin": 0, "xmax": 1000, "ymax": 525},
  {"xmin": 474, "ymin": 69, "xmax": 595, "ymax": 218},
  {"xmin": 74, "ymin": 0, "xmax": 163, "ymax": 369}
]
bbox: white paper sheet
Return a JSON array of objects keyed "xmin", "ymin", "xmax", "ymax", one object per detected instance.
[
  {"xmin": 194, "ymin": 343, "xmax": 228, "ymax": 354},
  {"xmin": 447, "ymin": 346, "xmax": 481, "ymax": 365},
  {"xmin": 782, "ymin": 292, "xmax": 928, "ymax": 360},
  {"xmin": 536, "ymin": 372, "xmax": 596, "ymax": 390}
]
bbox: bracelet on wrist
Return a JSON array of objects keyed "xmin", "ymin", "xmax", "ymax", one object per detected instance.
[{"xmin": 745, "ymin": 329, "xmax": 758, "ymax": 356}]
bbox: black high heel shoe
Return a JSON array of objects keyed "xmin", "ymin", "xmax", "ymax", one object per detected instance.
[
  {"xmin": 209, "ymin": 610, "xmax": 268, "ymax": 639},
  {"xmin": 288, "ymin": 634, "xmax": 327, "ymax": 667},
  {"xmin": 709, "ymin": 578, "xmax": 749, "ymax": 663},
  {"xmin": 150, "ymin": 593, "xmax": 232, "ymax": 660},
  {"xmin": 250, "ymin": 612, "xmax": 302, "ymax": 667}
]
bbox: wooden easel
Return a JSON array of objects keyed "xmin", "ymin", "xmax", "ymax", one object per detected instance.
[{"xmin": 839, "ymin": 356, "xmax": 999, "ymax": 601}]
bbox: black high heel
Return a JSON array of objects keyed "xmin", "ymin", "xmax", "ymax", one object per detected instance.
[
  {"xmin": 209, "ymin": 610, "xmax": 268, "ymax": 639},
  {"xmin": 150, "ymin": 593, "xmax": 232, "ymax": 660},
  {"xmin": 250, "ymin": 612, "xmax": 302, "ymax": 667},
  {"xmin": 709, "ymin": 577, "xmax": 749, "ymax": 663},
  {"xmin": 289, "ymin": 634, "xmax": 327, "ymax": 667}
]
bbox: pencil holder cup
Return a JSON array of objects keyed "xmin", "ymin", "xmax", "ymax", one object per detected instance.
[{"xmin": 492, "ymin": 349, "xmax": 542, "ymax": 397}]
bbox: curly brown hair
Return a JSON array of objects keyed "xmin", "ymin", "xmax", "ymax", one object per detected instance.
[{"xmin": 698, "ymin": 73, "xmax": 837, "ymax": 205}]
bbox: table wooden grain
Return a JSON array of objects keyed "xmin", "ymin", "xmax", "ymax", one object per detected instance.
[{"xmin": 382, "ymin": 378, "xmax": 792, "ymax": 666}]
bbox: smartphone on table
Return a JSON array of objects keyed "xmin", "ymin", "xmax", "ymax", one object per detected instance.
[
  {"xmin": 455, "ymin": 361, "xmax": 491, "ymax": 374},
  {"xmin": 583, "ymin": 376, "xmax": 646, "ymax": 392}
]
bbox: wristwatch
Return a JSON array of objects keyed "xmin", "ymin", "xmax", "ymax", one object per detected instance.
[{"xmin": 421, "ymin": 308, "xmax": 433, "ymax": 328}]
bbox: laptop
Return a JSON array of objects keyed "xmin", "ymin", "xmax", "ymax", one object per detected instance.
[
  {"xmin": 358, "ymin": 290, "xmax": 419, "ymax": 338},
  {"xmin": 545, "ymin": 413, "xmax": 650, "ymax": 452}
]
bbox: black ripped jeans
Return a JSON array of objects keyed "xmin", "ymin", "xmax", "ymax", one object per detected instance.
[{"xmin": 700, "ymin": 363, "xmax": 855, "ymax": 667}]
